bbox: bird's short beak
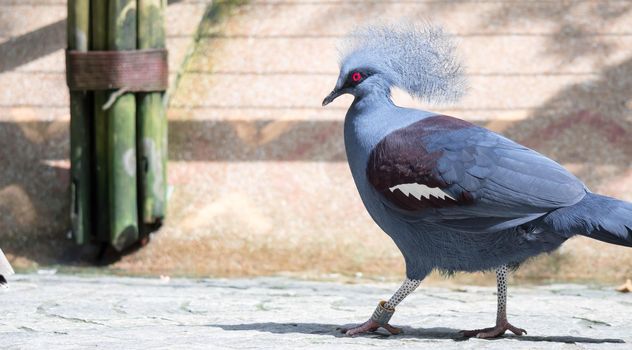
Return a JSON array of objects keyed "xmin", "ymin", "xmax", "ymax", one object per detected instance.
[{"xmin": 322, "ymin": 89, "xmax": 344, "ymax": 106}]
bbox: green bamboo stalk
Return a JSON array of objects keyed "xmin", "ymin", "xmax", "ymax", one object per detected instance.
[
  {"xmin": 91, "ymin": 0, "xmax": 109, "ymax": 244},
  {"xmin": 108, "ymin": 0, "xmax": 139, "ymax": 251},
  {"xmin": 137, "ymin": 0, "xmax": 167, "ymax": 225},
  {"xmin": 68, "ymin": 0, "xmax": 91, "ymax": 244}
]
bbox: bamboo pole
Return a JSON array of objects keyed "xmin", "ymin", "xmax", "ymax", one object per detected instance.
[
  {"xmin": 107, "ymin": 0, "xmax": 139, "ymax": 251},
  {"xmin": 91, "ymin": 0, "xmax": 110, "ymax": 244},
  {"xmin": 137, "ymin": 0, "xmax": 167, "ymax": 225},
  {"xmin": 68, "ymin": 0, "xmax": 91, "ymax": 244}
]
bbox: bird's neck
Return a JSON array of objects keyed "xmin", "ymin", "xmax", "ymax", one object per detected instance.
[
  {"xmin": 347, "ymin": 89, "xmax": 396, "ymax": 147},
  {"xmin": 351, "ymin": 81, "xmax": 394, "ymax": 113},
  {"xmin": 344, "ymin": 88, "xmax": 399, "ymax": 176},
  {"xmin": 344, "ymin": 87, "xmax": 435, "ymax": 170}
]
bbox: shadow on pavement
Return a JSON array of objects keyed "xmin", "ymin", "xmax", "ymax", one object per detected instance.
[{"xmin": 209, "ymin": 322, "xmax": 625, "ymax": 344}]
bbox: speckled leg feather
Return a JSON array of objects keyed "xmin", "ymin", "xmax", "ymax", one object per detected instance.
[
  {"xmin": 460, "ymin": 265, "xmax": 527, "ymax": 339},
  {"xmin": 341, "ymin": 278, "xmax": 422, "ymax": 336},
  {"xmin": 385, "ymin": 278, "xmax": 422, "ymax": 309}
]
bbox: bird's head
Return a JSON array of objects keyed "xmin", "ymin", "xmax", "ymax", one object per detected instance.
[
  {"xmin": 323, "ymin": 23, "xmax": 466, "ymax": 107},
  {"xmin": 322, "ymin": 55, "xmax": 389, "ymax": 106}
]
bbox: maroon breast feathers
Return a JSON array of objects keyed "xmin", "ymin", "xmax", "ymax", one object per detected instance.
[{"xmin": 366, "ymin": 115, "xmax": 472, "ymax": 211}]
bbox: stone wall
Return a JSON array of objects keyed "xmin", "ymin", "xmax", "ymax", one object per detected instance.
[{"xmin": 2, "ymin": 0, "xmax": 631, "ymax": 282}]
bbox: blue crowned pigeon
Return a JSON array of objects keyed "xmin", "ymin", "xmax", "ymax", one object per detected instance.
[{"xmin": 322, "ymin": 24, "xmax": 632, "ymax": 338}]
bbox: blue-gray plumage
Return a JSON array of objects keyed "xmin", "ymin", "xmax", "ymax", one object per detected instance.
[{"xmin": 323, "ymin": 23, "xmax": 632, "ymax": 338}]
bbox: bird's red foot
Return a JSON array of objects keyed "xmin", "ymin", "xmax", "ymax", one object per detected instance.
[
  {"xmin": 460, "ymin": 321, "xmax": 527, "ymax": 339},
  {"xmin": 339, "ymin": 319, "xmax": 402, "ymax": 336}
]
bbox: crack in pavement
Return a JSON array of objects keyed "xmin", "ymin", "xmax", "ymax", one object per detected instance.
[{"xmin": 36, "ymin": 301, "xmax": 108, "ymax": 327}]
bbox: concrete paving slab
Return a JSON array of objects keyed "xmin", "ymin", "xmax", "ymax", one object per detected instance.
[{"xmin": 1, "ymin": 275, "xmax": 631, "ymax": 349}]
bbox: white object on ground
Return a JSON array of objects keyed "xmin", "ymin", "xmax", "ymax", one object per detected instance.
[{"xmin": 0, "ymin": 248, "xmax": 14, "ymax": 276}]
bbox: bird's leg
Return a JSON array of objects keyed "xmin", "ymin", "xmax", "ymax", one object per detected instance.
[
  {"xmin": 341, "ymin": 278, "xmax": 422, "ymax": 336},
  {"xmin": 460, "ymin": 265, "xmax": 527, "ymax": 339}
]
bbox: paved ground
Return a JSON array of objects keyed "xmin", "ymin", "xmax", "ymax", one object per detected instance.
[{"xmin": 1, "ymin": 275, "xmax": 631, "ymax": 349}]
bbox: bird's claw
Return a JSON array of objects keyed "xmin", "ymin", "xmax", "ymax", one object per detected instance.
[
  {"xmin": 339, "ymin": 319, "xmax": 402, "ymax": 336},
  {"xmin": 460, "ymin": 322, "xmax": 527, "ymax": 339}
]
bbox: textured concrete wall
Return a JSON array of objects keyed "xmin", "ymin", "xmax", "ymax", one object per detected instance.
[{"xmin": 2, "ymin": 1, "xmax": 632, "ymax": 282}]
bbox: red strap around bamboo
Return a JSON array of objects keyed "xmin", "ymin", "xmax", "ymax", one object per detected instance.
[{"xmin": 66, "ymin": 49, "xmax": 168, "ymax": 92}]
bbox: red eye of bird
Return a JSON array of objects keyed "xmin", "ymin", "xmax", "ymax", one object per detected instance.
[{"xmin": 352, "ymin": 72, "xmax": 363, "ymax": 82}]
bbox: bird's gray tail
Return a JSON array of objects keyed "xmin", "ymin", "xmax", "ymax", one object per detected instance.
[{"xmin": 543, "ymin": 192, "xmax": 632, "ymax": 247}]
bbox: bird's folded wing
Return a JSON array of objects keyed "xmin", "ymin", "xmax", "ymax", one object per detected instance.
[{"xmin": 367, "ymin": 115, "xmax": 586, "ymax": 233}]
